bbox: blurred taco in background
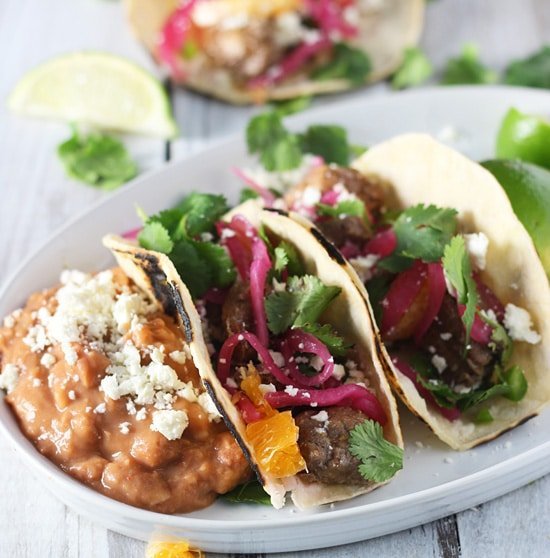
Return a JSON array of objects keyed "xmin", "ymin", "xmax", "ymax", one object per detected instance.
[
  {"xmin": 124, "ymin": 0, "xmax": 424, "ymax": 104},
  {"xmin": 283, "ymin": 133, "xmax": 550, "ymax": 450},
  {"xmin": 105, "ymin": 196, "xmax": 403, "ymax": 508}
]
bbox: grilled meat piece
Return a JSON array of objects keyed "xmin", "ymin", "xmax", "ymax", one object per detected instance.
[
  {"xmin": 420, "ymin": 293, "xmax": 500, "ymax": 389},
  {"xmin": 317, "ymin": 215, "xmax": 372, "ymax": 249},
  {"xmin": 286, "ymin": 165, "xmax": 386, "ymax": 221},
  {"xmin": 200, "ymin": 19, "xmax": 284, "ymax": 82},
  {"xmin": 295, "ymin": 406, "xmax": 372, "ymax": 486}
]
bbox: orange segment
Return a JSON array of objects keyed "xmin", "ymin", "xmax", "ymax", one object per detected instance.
[
  {"xmin": 246, "ymin": 410, "xmax": 306, "ymax": 478},
  {"xmin": 146, "ymin": 541, "xmax": 203, "ymax": 558},
  {"xmin": 240, "ymin": 372, "xmax": 276, "ymax": 417}
]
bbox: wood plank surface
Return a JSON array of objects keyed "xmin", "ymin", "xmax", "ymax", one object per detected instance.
[{"xmin": 0, "ymin": 0, "xmax": 548, "ymax": 556}]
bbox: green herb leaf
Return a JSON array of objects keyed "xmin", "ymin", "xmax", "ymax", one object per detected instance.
[
  {"xmin": 300, "ymin": 322, "xmax": 351, "ymax": 357},
  {"xmin": 442, "ymin": 235, "xmax": 478, "ymax": 344},
  {"xmin": 265, "ymin": 275, "xmax": 341, "ymax": 334},
  {"xmin": 239, "ymin": 188, "xmax": 261, "ymax": 203},
  {"xmin": 501, "ymin": 365, "xmax": 528, "ymax": 402},
  {"xmin": 277, "ymin": 241, "xmax": 304, "ymax": 277},
  {"xmin": 273, "ymin": 245, "xmax": 289, "ymax": 273},
  {"xmin": 57, "ymin": 128, "xmax": 137, "ymax": 190},
  {"xmin": 299, "ymin": 125, "xmax": 351, "ymax": 166},
  {"xmin": 176, "ymin": 193, "xmax": 230, "ymax": 237},
  {"xmin": 440, "ymin": 44, "xmax": 498, "ymax": 85},
  {"xmin": 169, "ymin": 239, "xmax": 213, "ymax": 298},
  {"xmin": 193, "ymin": 240, "xmax": 237, "ymax": 289},
  {"xmin": 138, "ymin": 222, "xmax": 174, "ymax": 254},
  {"xmin": 392, "ymin": 47, "xmax": 433, "ymax": 90},
  {"xmin": 317, "ymin": 199, "xmax": 367, "ymax": 220},
  {"xmin": 222, "ymin": 481, "xmax": 271, "ymax": 505},
  {"xmin": 246, "ymin": 111, "xmax": 302, "ymax": 171},
  {"xmin": 379, "ymin": 204, "xmax": 458, "ymax": 271},
  {"xmin": 504, "ymin": 46, "xmax": 550, "ymax": 89},
  {"xmin": 272, "ymin": 95, "xmax": 312, "ymax": 116},
  {"xmin": 312, "ymin": 43, "xmax": 371, "ymax": 85},
  {"xmin": 349, "ymin": 419, "xmax": 403, "ymax": 482},
  {"xmin": 474, "ymin": 408, "xmax": 494, "ymax": 424}
]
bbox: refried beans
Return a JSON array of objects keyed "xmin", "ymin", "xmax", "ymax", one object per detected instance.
[{"xmin": 0, "ymin": 267, "xmax": 250, "ymax": 513}]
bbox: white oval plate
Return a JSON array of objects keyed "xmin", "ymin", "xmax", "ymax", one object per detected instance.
[{"xmin": 1, "ymin": 86, "xmax": 549, "ymax": 554}]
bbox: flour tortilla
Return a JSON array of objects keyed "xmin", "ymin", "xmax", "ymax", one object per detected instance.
[
  {"xmin": 124, "ymin": 0, "xmax": 425, "ymax": 104},
  {"xmin": 346, "ymin": 133, "xmax": 550, "ymax": 450},
  {"xmin": 103, "ymin": 204, "xmax": 402, "ymax": 508}
]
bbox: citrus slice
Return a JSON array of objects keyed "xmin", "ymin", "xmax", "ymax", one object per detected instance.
[
  {"xmin": 146, "ymin": 540, "xmax": 203, "ymax": 558},
  {"xmin": 496, "ymin": 107, "xmax": 550, "ymax": 170},
  {"xmin": 482, "ymin": 159, "xmax": 550, "ymax": 277},
  {"xmin": 8, "ymin": 52, "xmax": 178, "ymax": 138}
]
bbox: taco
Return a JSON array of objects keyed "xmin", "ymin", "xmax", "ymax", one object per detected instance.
[
  {"xmin": 282, "ymin": 133, "xmax": 550, "ymax": 450},
  {"xmin": 124, "ymin": 0, "xmax": 425, "ymax": 104},
  {"xmin": 104, "ymin": 198, "xmax": 403, "ymax": 508}
]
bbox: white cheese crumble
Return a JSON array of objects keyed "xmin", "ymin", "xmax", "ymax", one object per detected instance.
[
  {"xmin": 311, "ymin": 410, "xmax": 329, "ymax": 423},
  {"xmin": 67, "ymin": 390, "xmax": 76, "ymax": 401},
  {"xmin": 332, "ymin": 364, "xmax": 345, "ymax": 381},
  {"xmin": 351, "ymin": 254, "xmax": 379, "ymax": 282},
  {"xmin": 284, "ymin": 385, "xmax": 299, "ymax": 397},
  {"xmin": 274, "ymin": 11, "xmax": 305, "ymax": 47},
  {"xmin": 94, "ymin": 403, "xmax": 106, "ymax": 414},
  {"xmin": 464, "ymin": 232, "xmax": 489, "ymax": 270},
  {"xmin": 504, "ymin": 304, "xmax": 541, "ymax": 344},
  {"xmin": 150, "ymin": 409, "xmax": 189, "ymax": 441},
  {"xmin": 119, "ymin": 422, "xmax": 131, "ymax": 435},
  {"xmin": 269, "ymin": 351, "xmax": 285, "ymax": 368},
  {"xmin": 3, "ymin": 315, "xmax": 15, "ymax": 328},
  {"xmin": 135, "ymin": 408, "xmax": 147, "ymax": 421},
  {"xmin": 40, "ymin": 353, "xmax": 56, "ymax": 369},
  {"xmin": 440, "ymin": 332, "xmax": 452, "ymax": 341},
  {"xmin": 259, "ymin": 383, "xmax": 276, "ymax": 395},
  {"xmin": 169, "ymin": 349, "xmax": 189, "ymax": 364},
  {"xmin": 431, "ymin": 355, "xmax": 447, "ymax": 374},
  {"xmin": 0, "ymin": 364, "xmax": 20, "ymax": 394}
]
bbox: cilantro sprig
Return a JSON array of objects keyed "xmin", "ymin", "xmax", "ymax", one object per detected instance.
[
  {"xmin": 378, "ymin": 204, "xmax": 458, "ymax": 272},
  {"xmin": 349, "ymin": 420, "xmax": 403, "ymax": 483},
  {"xmin": 440, "ymin": 44, "xmax": 497, "ymax": 85},
  {"xmin": 312, "ymin": 43, "xmax": 372, "ymax": 85},
  {"xmin": 392, "ymin": 47, "xmax": 433, "ymax": 90},
  {"xmin": 504, "ymin": 46, "xmax": 550, "ymax": 89},
  {"xmin": 442, "ymin": 235, "xmax": 478, "ymax": 344},
  {"xmin": 246, "ymin": 110, "xmax": 355, "ymax": 172},
  {"xmin": 57, "ymin": 127, "xmax": 137, "ymax": 190},
  {"xmin": 138, "ymin": 193, "xmax": 235, "ymax": 298},
  {"xmin": 222, "ymin": 481, "xmax": 271, "ymax": 505},
  {"xmin": 317, "ymin": 199, "xmax": 369, "ymax": 221}
]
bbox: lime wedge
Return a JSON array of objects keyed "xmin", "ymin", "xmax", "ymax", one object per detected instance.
[
  {"xmin": 482, "ymin": 159, "xmax": 550, "ymax": 277},
  {"xmin": 496, "ymin": 108, "xmax": 550, "ymax": 170},
  {"xmin": 8, "ymin": 52, "xmax": 178, "ymax": 138}
]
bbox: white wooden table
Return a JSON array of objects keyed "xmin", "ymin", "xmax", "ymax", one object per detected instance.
[{"xmin": 1, "ymin": 1, "xmax": 549, "ymax": 556}]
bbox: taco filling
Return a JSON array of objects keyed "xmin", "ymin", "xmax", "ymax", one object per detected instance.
[
  {"xmin": 133, "ymin": 193, "xmax": 403, "ymax": 502},
  {"xmin": 283, "ymin": 163, "xmax": 540, "ymax": 425}
]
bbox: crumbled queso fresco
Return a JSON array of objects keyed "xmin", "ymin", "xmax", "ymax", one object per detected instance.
[{"xmin": 0, "ymin": 269, "xmax": 221, "ymax": 440}]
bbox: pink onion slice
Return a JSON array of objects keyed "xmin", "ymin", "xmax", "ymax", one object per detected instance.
[
  {"xmin": 414, "ymin": 263, "xmax": 446, "ymax": 343},
  {"xmin": 218, "ymin": 216, "xmax": 257, "ymax": 281},
  {"xmin": 381, "ymin": 260, "xmax": 428, "ymax": 337},
  {"xmin": 363, "ymin": 227, "xmax": 398, "ymax": 258},
  {"xmin": 158, "ymin": 0, "xmax": 199, "ymax": 78},
  {"xmin": 121, "ymin": 226, "xmax": 142, "ymax": 240},
  {"xmin": 475, "ymin": 274, "xmax": 506, "ymax": 321},
  {"xmin": 265, "ymin": 383, "xmax": 387, "ymax": 425},
  {"xmin": 319, "ymin": 187, "xmax": 341, "ymax": 206},
  {"xmin": 280, "ymin": 330, "xmax": 335, "ymax": 387},
  {"xmin": 458, "ymin": 305, "xmax": 493, "ymax": 345},
  {"xmin": 391, "ymin": 355, "xmax": 461, "ymax": 422},
  {"xmin": 248, "ymin": 38, "xmax": 332, "ymax": 89},
  {"xmin": 232, "ymin": 167, "xmax": 276, "ymax": 207},
  {"xmin": 250, "ymin": 238, "xmax": 272, "ymax": 347},
  {"xmin": 217, "ymin": 331, "xmax": 291, "ymax": 387},
  {"xmin": 304, "ymin": 0, "xmax": 359, "ymax": 39}
]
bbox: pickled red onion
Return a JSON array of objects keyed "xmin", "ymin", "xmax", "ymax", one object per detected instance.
[
  {"xmin": 217, "ymin": 331, "xmax": 291, "ymax": 387},
  {"xmin": 248, "ymin": 38, "xmax": 332, "ymax": 89},
  {"xmin": 458, "ymin": 305, "xmax": 493, "ymax": 345},
  {"xmin": 121, "ymin": 227, "xmax": 142, "ymax": 240},
  {"xmin": 235, "ymin": 394, "xmax": 264, "ymax": 424},
  {"xmin": 250, "ymin": 238, "xmax": 272, "ymax": 347},
  {"xmin": 304, "ymin": 0, "xmax": 359, "ymax": 39},
  {"xmin": 265, "ymin": 384, "xmax": 387, "ymax": 425},
  {"xmin": 475, "ymin": 274, "xmax": 505, "ymax": 321},
  {"xmin": 232, "ymin": 167, "xmax": 276, "ymax": 207},
  {"xmin": 218, "ymin": 216, "xmax": 257, "ymax": 280},
  {"xmin": 364, "ymin": 227, "xmax": 397, "ymax": 258},
  {"xmin": 391, "ymin": 355, "xmax": 461, "ymax": 422},
  {"xmin": 414, "ymin": 263, "xmax": 446, "ymax": 343},
  {"xmin": 280, "ymin": 329, "xmax": 335, "ymax": 387},
  {"xmin": 158, "ymin": 0, "xmax": 199, "ymax": 78}
]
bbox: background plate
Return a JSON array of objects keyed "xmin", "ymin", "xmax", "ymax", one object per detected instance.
[{"xmin": 1, "ymin": 86, "xmax": 549, "ymax": 554}]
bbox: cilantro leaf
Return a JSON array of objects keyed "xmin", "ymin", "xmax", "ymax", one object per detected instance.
[
  {"xmin": 175, "ymin": 193, "xmax": 229, "ymax": 237},
  {"xmin": 442, "ymin": 236, "xmax": 478, "ymax": 344},
  {"xmin": 392, "ymin": 47, "xmax": 433, "ymax": 90},
  {"xmin": 169, "ymin": 240, "xmax": 213, "ymax": 298},
  {"xmin": 504, "ymin": 46, "xmax": 550, "ymax": 89},
  {"xmin": 246, "ymin": 111, "xmax": 302, "ymax": 171},
  {"xmin": 349, "ymin": 420, "xmax": 403, "ymax": 483},
  {"xmin": 273, "ymin": 245, "xmax": 289, "ymax": 274},
  {"xmin": 317, "ymin": 199, "xmax": 368, "ymax": 220},
  {"xmin": 272, "ymin": 95, "xmax": 312, "ymax": 116},
  {"xmin": 378, "ymin": 204, "xmax": 458, "ymax": 271},
  {"xmin": 440, "ymin": 44, "xmax": 498, "ymax": 85},
  {"xmin": 277, "ymin": 241, "xmax": 304, "ymax": 276},
  {"xmin": 193, "ymin": 241, "xmax": 236, "ymax": 289},
  {"xmin": 312, "ymin": 43, "xmax": 371, "ymax": 85},
  {"xmin": 299, "ymin": 125, "xmax": 351, "ymax": 166},
  {"xmin": 138, "ymin": 222, "xmax": 174, "ymax": 254},
  {"xmin": 222, "ymin": 481, "xmax": 271, "ymax": 505},
  {"xmin": 300, "ymin": 322, "xmax": 351, "ymax": 357},
  {"xmin": 265, "ymin": 275, "xmax": 341, "ymax": 334},
  {"xmin": 57, "ymin": 128, "xmax": 137, "ymax": 190},
  {"xmin": 239, "ymin": 188, "xmax": 261, "ymax": 203}
]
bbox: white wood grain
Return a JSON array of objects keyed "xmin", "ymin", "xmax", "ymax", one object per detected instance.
[{"xmin": 0, "ymin": 0, "xmax": 549, "ymax": 557}]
